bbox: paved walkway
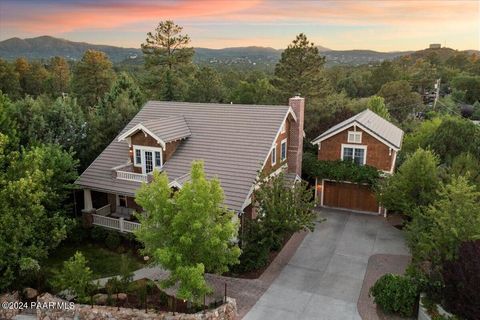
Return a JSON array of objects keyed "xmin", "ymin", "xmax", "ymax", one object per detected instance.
[
  {"xmin": 243, "ymin": 208, "xmax": 409, "ymax": 320},
  {"xmin": 96, "ymin": 228, "xmax": 309, "ymax": 318}
]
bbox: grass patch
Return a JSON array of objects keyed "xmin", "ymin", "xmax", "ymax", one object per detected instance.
[{"xmin": 45, "ymin": 242, "xmax": 145, "ymax": 279}]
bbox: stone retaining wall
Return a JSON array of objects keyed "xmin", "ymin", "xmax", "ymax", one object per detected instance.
[
  {"xmin": 37, "ymin": 293, "xmax": 237, "ymax": 320},
  {"xmin": 0, "ymin": 291, "xmax": 20, "ymax": 320}
]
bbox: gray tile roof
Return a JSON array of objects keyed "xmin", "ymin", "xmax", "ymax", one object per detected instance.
[
  {"xmin": 76, "ymin": 101, "xmax": 291, "ymax": 212},
  {"xmin": 141, "ymin": 116, "xmax": 191, "ymax": 143},
  {"xmin": 312, "ymin": 109, "xmax": 404, "ymax": 149}
]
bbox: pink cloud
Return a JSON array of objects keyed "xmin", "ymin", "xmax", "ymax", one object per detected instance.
[{"xmin": 2, "ymin": 0, "xmax": 262, "ymax": 33}]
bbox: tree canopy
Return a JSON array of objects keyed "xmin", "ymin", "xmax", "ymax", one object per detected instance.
[
  {"xmin": 135, "ymin": 161, "xmax": 240, "ymax": 302},
  {"xmin": 274, "ymin": 33, "xmax": 329, "ymax": 101},
  {"xmin": 71, "ymin": 49, "xmax": 115, "ymax": 108},
  {"xmin": 141, "ymin": 20, "xmax": 194, "ymax": 101}
]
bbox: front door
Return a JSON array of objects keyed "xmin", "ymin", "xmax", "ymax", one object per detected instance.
[{"xmin": 144, "ymin": 151, "xmax": 153, "ymax": 174}]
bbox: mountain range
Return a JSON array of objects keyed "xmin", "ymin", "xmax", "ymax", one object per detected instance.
[{"xmin": 0, "ymin": 35, "xmax": 474, "ymax": 68}]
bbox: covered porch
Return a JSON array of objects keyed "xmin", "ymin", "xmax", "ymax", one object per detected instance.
[{"xmin": 82, "ymin": 188, "xmax": 141, "ymax": 233}]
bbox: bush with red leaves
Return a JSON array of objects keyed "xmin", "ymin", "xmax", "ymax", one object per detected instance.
[{"xmin": 442, "ymin": 240, "xmax": 480, "ymax": 320}]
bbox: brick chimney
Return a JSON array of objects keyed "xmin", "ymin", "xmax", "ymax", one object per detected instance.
[{"xmin": 287, "ymin": 96, "xmax": 305, "ymax": 177}]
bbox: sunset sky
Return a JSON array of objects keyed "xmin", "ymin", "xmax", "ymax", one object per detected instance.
[{"xmin": 0, "ymin": 0, "xmax": 478, "ymax": 51}]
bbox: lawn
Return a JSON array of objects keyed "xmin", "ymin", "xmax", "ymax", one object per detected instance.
[{"xmin": 45, "ymin": 242, "xmax": 145, "ymax": 279}]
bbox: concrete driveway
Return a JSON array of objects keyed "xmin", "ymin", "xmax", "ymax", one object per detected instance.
[{"xmin": 243, "ymin": 208, "xmax": 409, "ymax": 320}]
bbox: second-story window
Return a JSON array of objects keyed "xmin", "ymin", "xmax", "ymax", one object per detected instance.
[
  {"xmin": 135, "ymin": 149, "xmax": 142, "ymax": 165},
  {"xmin": 342, "ymin": 144, "xmax": 366, "ymax": 165},
  {"xmin": 281, "ymin": 139, "xmax": 287, "ymax": 161},
  {"xmin": 271, "ymin": 144, "xmax": 277, "ymax": 166},
  {"xmin": 155, "ymin": 151, "xmax": 161, "ymax": 168},
  {"xmin": 133, "ymin": 145, "xmax": 163, "ymax": 173},
  {"xmin": 348, "ymin": 131, "xmax": 362, "ymax": 143}
]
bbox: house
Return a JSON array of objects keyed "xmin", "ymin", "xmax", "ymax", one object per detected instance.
[
  {"xmin": 311, "ymin": 109, "xmax": 404, "ymax": 214},
  {"xmin": 75, "ymin": 97, "xmax": 305, "ymax": 232}
]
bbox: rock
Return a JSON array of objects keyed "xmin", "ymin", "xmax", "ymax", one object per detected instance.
[
  {"xmin": 93, "ymin": 293, "xmax": 108, "ymax": 305},
  {"xmin": 116, "ymin": 293, "xmax": 127, "ymax": 302},
  {"xmin": 23, "ymin": 287, "xmax": 38, "ymax": 299}
]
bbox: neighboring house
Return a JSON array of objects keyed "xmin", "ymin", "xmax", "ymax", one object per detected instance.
[
  {"xmin": 76, "ymin": 97, "xmax": 305, "ymax": 232},
  {"xmin": 311, "ymin": 109, "xmax": 404, "ymax": 214}
]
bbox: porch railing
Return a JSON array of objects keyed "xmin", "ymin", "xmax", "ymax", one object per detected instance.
[
  {"xmin": 96, "ymin": 204, "xmax": 111, "ymax": 216},
  {"xmin": 91, "ymin": 214, "xmax": 140, "ymax": 233}
]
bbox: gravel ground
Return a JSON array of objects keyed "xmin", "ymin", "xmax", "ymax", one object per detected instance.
[{"xmin": 357, "ymin": 254, "xmax": 412, "ymax": 320}]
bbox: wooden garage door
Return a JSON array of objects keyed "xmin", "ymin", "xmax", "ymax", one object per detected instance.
[{"xmin": 323, "ymin": 181, "xmax": 379, "ymax": 213}]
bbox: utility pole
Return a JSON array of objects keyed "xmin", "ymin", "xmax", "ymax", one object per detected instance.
[{"xmin": 433, "ymin": 78, "xmax": 441, "ymax": 111}]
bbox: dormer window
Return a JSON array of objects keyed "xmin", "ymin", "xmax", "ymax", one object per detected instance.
[
  {"xmin": 135, "ymin": 149, "xmax": 142, "ymax": 165},
  {"xmin": 133, "ymin": 145, "xmax": 163, "ymax": 174},
  {"xmin": 348, "ymin": 131, "xmax": 362, "ymax": 144},
  {"xmin": 155, "ymin": 151, "xmax": 161, "ymax": 167}
]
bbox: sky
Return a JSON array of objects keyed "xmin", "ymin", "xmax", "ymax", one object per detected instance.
[{"xmin": 0, "ymin": 0, "xmax": 479, "ymax": 51}]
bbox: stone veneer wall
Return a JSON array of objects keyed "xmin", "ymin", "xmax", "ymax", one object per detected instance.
[
  {"xmin": 37, "ymin": 293, "xmax": 237, "ymax": 320},
  {"xmin": 0, "ymin": 292, "xmax": 20, "ymax": 320}
]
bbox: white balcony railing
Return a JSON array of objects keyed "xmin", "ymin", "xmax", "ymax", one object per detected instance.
[
  {"xmin": 116, "ymin": 170, "xmax": 149, "ymax": 182},
  {"xmin": 92, "ymin": 213, "xmax": 140, "ymax": 233}
]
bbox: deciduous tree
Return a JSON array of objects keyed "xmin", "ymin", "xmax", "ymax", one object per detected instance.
[
  {"xmin": 135, "ymin": 161, "xmax": 240, "ymax": 302},
  {"xmin": 378, "ymin": 80, "xmax": 423, "ymax": 123},
  {"xmin": 367, "ymin": 95, "xmax": 391, "ymax": 120},
  {"xmin": 0, "ymin": 135, "xmax": 76, "ymax": 290},
  {"xmin": 407, "ymin": 176, "xmax": 480, "ymax": 268},
  {"xmin": 253, "ymin": 172, "xmax": 317, "ymax": 250},
  {"xmin": 377, "ymin": 148, "xmax": 440, "ymax": 215},
  {"xmin": 52, "ymin": 252, "xmax": 94, "ymax": 303}
]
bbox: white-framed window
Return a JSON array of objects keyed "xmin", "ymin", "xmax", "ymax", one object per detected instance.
[
  {"xmin": 271, "ymin": 144, "xmax": 277, "ymax": 166},
  {"xmin": 347, "ymin": 131, "xmax": 362, "ymax": 144},
  {"xmin": 281, "ymin": 139, "xmax": 287, "ymax": 161},
  {"xmin": 134, "ymin": 149, "xmax": 142, "ymax": 165},
  {"xmin": 341, "ymin": 144, "xmax": 367, "ymax": 165},
  {"xmin": 155, "ymin": 151, "xmax": 161, "ymax": 168},
  {"xmin": 132, "ymin": 145, "xmax": 163, "ymax": 173}
]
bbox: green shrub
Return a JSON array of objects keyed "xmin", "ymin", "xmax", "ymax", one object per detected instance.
[
  {"xmin": 369, "ymin": 273, "xmax": 419, "ymax": 317},
  {"xmin": 90, "ymin": 226, "xmax": 109, "ymax": 242},
  {"xmin": 105, "ymin": 232, "xmax": 121, "ymax": 250},
  {"xmin": 234, "ymin": 241, "xmax": 270, "ymax": 273},
  {"xmin": 52, "ymin": 251, "xmax": 93, "ymax": 303},
  {"xmin": 67, "ymin": 220, "xmax": 87, "ymax": 245}
]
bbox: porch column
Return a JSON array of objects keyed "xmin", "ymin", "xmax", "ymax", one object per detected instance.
[{"xmin": 82, "ymin": 188, "xmax": 94, "ymax": 213}]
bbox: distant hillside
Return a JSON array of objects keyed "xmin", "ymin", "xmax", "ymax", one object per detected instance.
[
  {"xmin": 321, "ymin": 50, "xmax": 411, "ymax": 66},
  {"xmin": 4, "ymin": 35, "xmax": 471, "ymax": 68},
  {"xmin": 0, "ymin": 36, "xmax": 141, "ymax": 62},
  {"xmin": 399, "ymin": 47, "xmax": 479, "ymax": 62}
]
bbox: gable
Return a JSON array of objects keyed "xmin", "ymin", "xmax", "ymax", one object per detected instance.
[
  {"xmin": 318, "ymin": 126, "xmax": 395, "ymax": 172},
  {"xmin": 76, "ymin": 101, "xmax": 291, "ymax": 212},
  {"xmin": 312, "ymin": 109, "xmax": 403, "ymax": 150}
]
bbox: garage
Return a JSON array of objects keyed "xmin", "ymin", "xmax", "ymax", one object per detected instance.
[{"xmin": 321, "ymin": 180, "xmax": 379, "ymax": 213}]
